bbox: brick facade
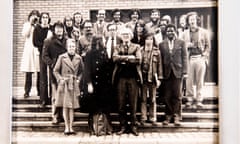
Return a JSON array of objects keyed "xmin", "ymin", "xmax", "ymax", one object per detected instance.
[{"xmin": 13, "ymin": 0, "xmax": 217, "ymax": 87}]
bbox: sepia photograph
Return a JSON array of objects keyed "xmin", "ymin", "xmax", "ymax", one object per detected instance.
[{"xmin": 11, "ymin": 0, "xmax": 221, "ymax": 143}]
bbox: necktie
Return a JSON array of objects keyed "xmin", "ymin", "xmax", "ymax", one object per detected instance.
[
  {"xmin": 124, "ymin": 44, "xmax": 128, "ymax": 55},
  {"xmin": 110, "ymin": 38, "xmax": 114, "ymax": 58}
]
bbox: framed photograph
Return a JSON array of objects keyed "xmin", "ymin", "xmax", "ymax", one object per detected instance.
[{"xmin": 9, "ymin": 0, "xmax": 231, "ymax": 143}]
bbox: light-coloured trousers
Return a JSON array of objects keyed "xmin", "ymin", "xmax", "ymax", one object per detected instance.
[
  {"xmin": 186, "ymin": 56, "xmax": 206, "ymax": 102},
  {"xmin": 141, "ymin": 82, "xmax": 157, "ymax": 122}
]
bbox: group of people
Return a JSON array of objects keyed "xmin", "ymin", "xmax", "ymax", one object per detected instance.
[{"xmin": 20, "ymin": 8, "xmax": 210, "ymax": 136}]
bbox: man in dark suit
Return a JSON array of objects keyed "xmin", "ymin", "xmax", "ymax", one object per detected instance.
[
  {"xmin": 159, "ymin": 24, "xmax": 188, "ymax": 126},
  {"xmin": 112, "ymin": 27, "xmax": 142, "ymax": 136},
  {"xmin": 42, "ymin": 21, "xmax": 67, "ymax": 124}
]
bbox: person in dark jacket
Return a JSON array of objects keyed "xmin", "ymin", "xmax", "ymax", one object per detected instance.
[
  {"xmin": 42, "ymin": 21, "xmax": 67, "ymax": 124},
  {"xmin": 159, "ymin": 24, "xmax": 188, "ymax": 126},
  {"xmin": 112, "ymin": 27, "xmax": 142, "ymax": 136},
  {"xmin": 85, "ymin": 36, "xmax": 113, "ymax": 135},
  {"xmin": 32, "ymin": 12, "xmax": 52, "ymax": 107}
]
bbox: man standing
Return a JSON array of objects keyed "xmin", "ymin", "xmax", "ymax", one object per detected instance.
[
  {"xmin": 182, "ymin": 12, "xmax": 211, "ymax": 108},
  {"xmin": 145, "ymin": 9, "xmax": 163, "ymax": 46},
  {"xmin": 112, "ymin": 27, "xmax": 142, "ymax": 136},
  {"xmin": 93, "ymin": 9, "xmax": 108, "ymax": 37},
  {"xmin": 159, "ymin": 24, "xmax": 188, "ymax": 126},
  {"xmin": 42, "ymin": 21, "xmax": 67, "ymax": 124},
  {"xmin": 109, "ymin": 9, "xmax": 124, "ymax": 32},
  {"xmin": 125, "ymin": 9, "xmax": 141, "ymax": 32}
]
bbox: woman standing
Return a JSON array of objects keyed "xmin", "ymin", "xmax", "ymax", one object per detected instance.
[
  {"xmin": 63, "ymin": 15, "xmax": 73, "ymax": 39},
  {"xmin": 84, "ymin": 36, "xmax": 113, "ymax": 135},
  {"xmin": 53, "ymin": 38, "xmax": 84, "ymax": 135},
  {"xmin": 33, "ymin": 12, "xmax": 52, "ymax": 107},
  {"xmin": 20, "ymin": 10, "xmax": 40, "ymax": 98},
  {"xmin": 131, "ymin": 19, "xmax": 146, "ymax": 47}
]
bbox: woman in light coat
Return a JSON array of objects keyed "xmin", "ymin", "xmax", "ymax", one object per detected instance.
[
  {"xmin": 53, "ymin": 38, "xmax": 84, "ymax": 135},
  {"xmin": 20, "ymin": 10, "xmax": 40, "ymax": 98}
]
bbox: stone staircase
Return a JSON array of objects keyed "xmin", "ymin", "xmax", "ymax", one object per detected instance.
[{"xmin": 12, "ymin": 85, "xmax": 219, "ymax": 133}]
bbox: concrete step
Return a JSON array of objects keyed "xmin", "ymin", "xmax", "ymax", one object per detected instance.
[
  {"xmin": 12, "ymin": 103, "xmax": 218, "ymax": 113},
  {"xmin": 12, "ymin": 112, "xmax": 219, "ymax": 122},
  {"xmin": 12, "ymin": 96, "xmax": 219, "ymax": 105},
  {"xmin": 12, "ymin": 121, "xmax": 219, "ymax": 132}
]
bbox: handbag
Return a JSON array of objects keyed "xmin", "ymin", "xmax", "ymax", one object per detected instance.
[{"xmin": 90, "ymin": 112, "xmax": 112, "ymax": 136}]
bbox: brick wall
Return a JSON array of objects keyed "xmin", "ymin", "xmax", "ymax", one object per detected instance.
[{"xmin": 13, "ymin": 0, "xmax": 217, "ymax": 87}]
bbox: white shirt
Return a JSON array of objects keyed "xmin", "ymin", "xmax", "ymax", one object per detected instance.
[
  {"xmin": 106, "ymin": 36, "xmax": 116, "ymax": 58},
  {"xmin": 168, "ymin": 39, "xmax": 174, "ymax": 53}
]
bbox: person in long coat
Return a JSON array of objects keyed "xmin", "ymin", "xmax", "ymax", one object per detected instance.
[
  {"xmin": 53, "ymin": 38, "xmax": 84, "ymax": 135},
  {"xmin": 42, "ymin": 21, "xmax": 67, "ymax": 124},
  {"xmin": 84, "ymin": 36, "xmax": 113, "ymax": 135},
  {"xmin": 20, "ymin": 10, "xmax": 40, "ymax": 98}
]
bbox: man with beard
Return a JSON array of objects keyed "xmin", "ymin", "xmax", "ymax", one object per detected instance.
[
  {"xmin": 109, "ymin": 9, "xmax": 124, "ymax": 33},
  {"xmin": 159, "ymin": 15, "xmax": 172, "ymax": 40},
  {"xmin": 145, "ymin": 9, "xmax": 163, "ymax": 46},
  {"xmin": 42, "ymin": 21, "xmax": 67, "ymax": 124},
  {"xmin": 78, "ymin": 20, "xmax": 94, "ymax": 60},
  {"xmin": 125, "ymin": 9, "xmax": 141, "ymax": 32}
]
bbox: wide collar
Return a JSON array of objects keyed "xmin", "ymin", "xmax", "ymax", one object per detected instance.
[
  {"xmin": 61, "ymin": 53, "xmax": 81, "ymax": 72},
  {"xmin": 120, "ymin": 42, "xmax": 137, "ymax": 54}
]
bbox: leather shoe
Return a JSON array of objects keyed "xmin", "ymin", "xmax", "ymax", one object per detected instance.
[
  {"xmin": 140, "ymin": 120, "xmax": 147, "ymax": 126},
  {"xmin": 52, "ymin": 118, "xmax": 59, "ymax": 125},
  {"xmin": 174, "ymin": 121, "xmax": 181, "ymax": 126},
  {"xmin": 64, "ymin": 131, "xmax": 70, "ymax": 135},
  {"xmin": 150, "ymin": 121, "xmax": 158, "ymax": 126},
  {"xmin": 131, "ymin": 127, "xmax": 139, "ymax": 136},
  {"xmin": 185, "ymin": 102, "xmax": 192, "ymax": 108},
  {"xmin": 196, "ymin": 102, "xmax": 204, "ymax": 108},
  {"xmin": 174, "ymin": 115, "xmax": 181, "ymax": 126},
  {"xmin": 40, "ymin": 101, "xmax": 46, "ymax": 108},
  {"xmin": 24, "ymin": 93, "xmax": 29, "ymax": 98},
  {"xmin": 69, "ymin": 131, "xmax": 76, "ymax": 135},
  {"xmin": 163, "ymin": 115, "xmax": 171, "ymax": 125},
  {"xmin": 117, "ymin": 127, "xmax": 126, "ymax": 135},
  {"xmin": 106, "ymin": 131, "xmax": 112, "ymax": 135}
]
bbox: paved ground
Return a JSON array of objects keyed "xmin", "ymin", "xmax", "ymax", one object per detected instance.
[
  {"xmin": 12, "ymin": 131, "xmax": 219, "ymax": 144},
  {"xmin": 12, "ymin": 85, "xmax": 219, "ymax": 144}
]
